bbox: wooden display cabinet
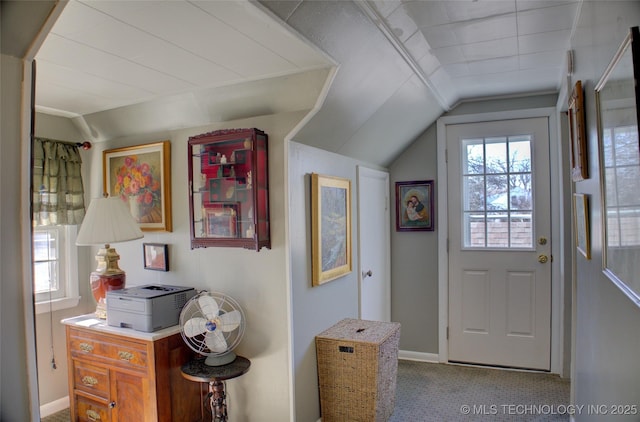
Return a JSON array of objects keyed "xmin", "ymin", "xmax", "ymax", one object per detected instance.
[
  {"xmin": 63, "ymin": 315, "xmax": 202, "ymax": 422},
  {"xmin": 188, "ymin": 128, "xmax": 270, "ymax": 251}
]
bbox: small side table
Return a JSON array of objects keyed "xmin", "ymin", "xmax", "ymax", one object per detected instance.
[{"xmin": 181, "ymin": 356, "xmax": 251, "ymax": 422}]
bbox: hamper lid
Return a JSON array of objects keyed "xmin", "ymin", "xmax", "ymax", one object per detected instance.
[{"xmin": 316, "ymin": 318, "xmax": 401, "ymax": 343}]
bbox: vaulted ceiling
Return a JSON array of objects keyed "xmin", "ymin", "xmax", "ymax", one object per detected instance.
[{"xmin": 29, "ymin": 0, "xmax": 580, "ymax": 166}]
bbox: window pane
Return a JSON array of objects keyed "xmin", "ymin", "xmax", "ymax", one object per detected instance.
[
  {"xmin": 464, "ymin": 212, "xmax": 485, "ymax": 247},
  {"xmin": 463, "ymin": 175, "xmax": 485, "ymax": 211},
  {"xmin": 510, "ymin": 213, "xmax": 533, "ymax": 248},
  {"xmin": 485, "ymin": 138, "xmax": 507, "ymax": 174},
  {"xmin": 616, "ymin": 166, "xmax": 640, "ymax": 207},
  {"xmin": 33, "ymin": 230, "xmax": 56, "ymax": 261},
  {"xmin": 486, "ymin": 175, "xmax": 508, "ymax": 210},
  {"xmin": 509, "ymin": 138, "xmax": 531, "ymax": 173},
  {"xmin": 33, "ymin": 227, "xmax": 62, "ymax": 298},
  {"xmin": 613, "ymin": 126, "xmax": 639, "ymax": 166},
  {"xmin": 603, "ymin": 129, "xmax": 614, "ymax": 167},
  {"xmin": 509, "ymin": 175, "xmax": 532, "ymax": 210},
  {"xmin": 606, "ymin": 208, "xmax": 620, "ymax": 247},
  {"xmin": 620, "ymin": 207, "xmax": 640, "ymax": 246},
  {"xmin": 34, "ymin": 261, "xmax": 58, "ymax": 293},
  {"xmin": 487, "ymin": 212, "xmax": 509, "ymax": 247},
  {"xmin": 463, "ymin": 139, "xmax": 484, "ymax": 174}
]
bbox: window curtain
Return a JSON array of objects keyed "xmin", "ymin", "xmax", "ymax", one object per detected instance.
[{"xmin": 32, "ymin": 137, "xmax": 86, "ymax": 226}]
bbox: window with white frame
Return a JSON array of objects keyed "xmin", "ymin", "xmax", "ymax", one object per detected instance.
[{"xmin": 33, "ymin": 225, "xmax": 80, "ymax": 313}]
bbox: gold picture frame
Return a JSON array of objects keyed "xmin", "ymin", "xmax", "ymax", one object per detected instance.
[
  {"xmin": 573, "ymin": 193, "xmax": 591, "ymax": 260},
  {"xmin": 103, "ymin": 141, "xmax": 172, "ymax": 232},
  {"xmin": 568, "ymin": 80, "xmax": 588, "ymax": 181},
  {"xmin": 311, "ymin": 173, "xmax": 352, "ymax": 286}
]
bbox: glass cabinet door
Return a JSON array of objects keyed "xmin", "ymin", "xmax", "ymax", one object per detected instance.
[{"xmin": 188, "ymin": 128, "xmax": 270, "ymax": 251}]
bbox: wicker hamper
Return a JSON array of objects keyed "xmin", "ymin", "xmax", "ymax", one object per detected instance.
[{"xmin": 315, "ymin": 318, "xmax": 401, "ymax": 422}]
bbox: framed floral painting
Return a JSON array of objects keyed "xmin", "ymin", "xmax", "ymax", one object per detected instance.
[{"xmin": 103, "ymin": 141, "xmax": 172, "ymax": 232}]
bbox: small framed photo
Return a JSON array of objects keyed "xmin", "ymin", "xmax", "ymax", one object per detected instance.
[
  {"xmin": 203, "ymin": 204, "xmax": 238, "ymax": 238},
  {"xmin": 143, "ymin": 243, "xmax": 169, "ymax": 271},
  {"xmin": 396, "ymin": 180, "xmax": 435, "ymax": 231}
]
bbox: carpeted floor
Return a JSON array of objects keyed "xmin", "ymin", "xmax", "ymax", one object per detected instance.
[
  {"xmin": 41, "ymin": 407, "xmax": 69, "ymax": 422},
  {"xmin": 42, "ymin": 360, "xmax": 569, "ymax": 421},
  {"xmin": 389, "ymin": 360, "xmax": 570, "ymax": 421}
]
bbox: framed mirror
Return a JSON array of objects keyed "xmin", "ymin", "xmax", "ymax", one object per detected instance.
[{"xmin": 595, "ymin": 26, "xmax": 640, "ymax": 306}]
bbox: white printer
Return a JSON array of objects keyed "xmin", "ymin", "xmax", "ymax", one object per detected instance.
[{"xmin": 106, "ymin": 284, "xmax": 196, "ymax": 332}]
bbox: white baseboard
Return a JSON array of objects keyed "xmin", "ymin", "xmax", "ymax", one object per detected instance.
[
  {"xmin": 398, "ymin": 350, "xmax": 439, "ymax": 363},
  {"xmin": 40, "ymin": 396, "xmax": 69, "ymax": 418}
]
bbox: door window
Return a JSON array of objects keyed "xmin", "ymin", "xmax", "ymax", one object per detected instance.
[{"xmin": 462, "ymin": 135, "xmax": 533, "ymax": 249}]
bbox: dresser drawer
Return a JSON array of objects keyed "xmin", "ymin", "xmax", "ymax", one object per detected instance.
[
  {"xmin": 76, "ymin": 395, "xmax": 109, "ymax": 422},
  {"xmin": 74, "ymin": 361, "xmax": 109, "ymax": 399},
  {"xmin": 68, "ymin": 328, "xmax": 148, "ymax": 371}
]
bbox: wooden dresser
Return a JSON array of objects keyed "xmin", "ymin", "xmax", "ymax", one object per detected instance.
[{"xmin": 62, "ymin": 315, "xmax": 202, "ymax": 422}]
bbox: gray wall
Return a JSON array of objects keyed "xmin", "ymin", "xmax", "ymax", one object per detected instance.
[
  {"xmin": 388, "ymin": 125, "xmax": 439, "ymax": 353},
  {"xmin": 388, "ymin": 95, "xmax": 559, "ymax": 355},
  {"xmin": 33, "ymin": 113, "xmax": 94, "ymax": 409},
  {"xmin": 288, "ymin": 141, "xmax": 366, "ymax": 421},
  {"xmin": 567, "ymin": 3, "xmax": 640, "ymax": 419},
  {"xmin": 74, "ymin": 111, "xmax": 304, "ymax": 421},
  {"xmin": 1, "ymin": 52, "xmax": 38, "ymax": 422}
]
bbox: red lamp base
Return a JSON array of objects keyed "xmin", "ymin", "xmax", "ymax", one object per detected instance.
[{"xmin": 90, "ymin": 271, "xmax": 126, "ymax": 319}]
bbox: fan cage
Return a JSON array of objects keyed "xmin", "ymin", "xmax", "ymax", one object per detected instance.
[{"xmin": 179, "ymin": 291, "xmax": 246, "ymax": 358}]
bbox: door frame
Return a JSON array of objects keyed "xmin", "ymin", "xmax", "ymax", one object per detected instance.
[
  {"xmin": 356, "ymin": 165, "xmax": 391, "ymax": 321},
  {"xmin": 436, "ymin": 107, "xmax": 565, "ymax": 375}
]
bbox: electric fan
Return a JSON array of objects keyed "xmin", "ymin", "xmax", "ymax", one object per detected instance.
[{"xmin": 179, "ymin": 291, "xmax": 245, "ymax": 366}]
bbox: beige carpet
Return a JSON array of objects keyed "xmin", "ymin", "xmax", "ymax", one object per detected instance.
[
  {"xmin": 42, "ymin": 360, "xmax": 569, "ymax": 421},
  {"xmin": 389, "ymin": 360, "xmax": 570, "ymax": 422}
]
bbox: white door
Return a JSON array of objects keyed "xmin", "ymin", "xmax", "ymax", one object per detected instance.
[
  {"xmin": 357, "ymin": 166, "xmax": 390, "ymax": 322},
  {"xmin": 447, "ymin": 117, "xmax": 551, "ymax": 370}
]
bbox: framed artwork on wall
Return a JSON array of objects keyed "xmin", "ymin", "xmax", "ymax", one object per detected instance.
[
  {"xmin": 573, "ymin": 193, "xmax": 591, "ymax": 260},
  {"xmin": 395, "ymin": 180, "xmax": 435, "ymax": 231},
  {"xmin": 103, "ymin": 141, "xmax": 172, "ymax": 232},
  {"xmin": 143, "ymin": 243, "xmax": 169, "ymax": 271},
  {"xmin": 311, "ymin": 173, "xmax": 352, "ymax": 286},
  {"xmin": 568, "ymin": 80, "xmax": 588, "ymax": 181}
]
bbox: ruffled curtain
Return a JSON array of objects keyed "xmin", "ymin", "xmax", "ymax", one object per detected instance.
[{"xmin": 32, "ymin": 137, "xmax": 86, "ymax": 226}]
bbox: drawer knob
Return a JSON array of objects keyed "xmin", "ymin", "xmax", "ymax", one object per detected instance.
[
  {"xmin": 81, "ymin": 376, "xmax": 98, "ymax": 387},
  {"xmin": 109, "ymin": 401, "xmax": 116, "ymax": 409},
  {"xmin": 79, "ymin": 342, "xmax": 94, "ymax": 353},
  {"xmin": 118, "ymin": 351, "xmax": 134, "ymax": 362},
  {"xmin": 86, "ymin": 409, "xmax": 101, "ymax": 421}
]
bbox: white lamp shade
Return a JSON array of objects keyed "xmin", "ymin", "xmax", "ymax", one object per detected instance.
[{"xmin": 76, "ymin": 196, "xmax": 144, "ymax": 245}]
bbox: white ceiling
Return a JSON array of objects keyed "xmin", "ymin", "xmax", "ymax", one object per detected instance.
[
  {"xmin": 34, "ymin": 0, "xmax": 581, "ymax": 166},
  {"xmin": 35, "ymin": 0, "xmax": 332, "ymax": 116}
]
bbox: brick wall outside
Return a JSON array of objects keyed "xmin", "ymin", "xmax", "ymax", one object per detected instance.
[{"xmin": 469, "ymin": 220, "xmax": 532, "ymax": 248}]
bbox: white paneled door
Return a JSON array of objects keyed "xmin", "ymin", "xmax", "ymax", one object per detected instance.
[
  {"xmin": 447, "ymin": 117, "xmax": 551, "ymax": 370},
  {"xmin": 357, "ymin": 166, "xmax": 391, "ymax": 322}
]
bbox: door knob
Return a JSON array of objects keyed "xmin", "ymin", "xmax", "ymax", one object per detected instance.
[
  {"xmin": 538, "ymin": 254, "xmax": 548, "ymax": 264},
  {"xmin": 362, "ymin": 270, "xmax": 373, "ymax": 279}
]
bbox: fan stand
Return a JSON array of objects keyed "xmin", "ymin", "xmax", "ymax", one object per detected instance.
[
  {"xmin": 207, "ymin": 379, "xmax": 228, "ymax": 422},
  {"xmin": 181, "ymin": 355, "xmax": 251, "ymax": 422}
]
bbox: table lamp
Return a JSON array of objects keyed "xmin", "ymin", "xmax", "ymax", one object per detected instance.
[{"xmin": 76, "ymin": 195, "xmax": 143, "ymax": 318}]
